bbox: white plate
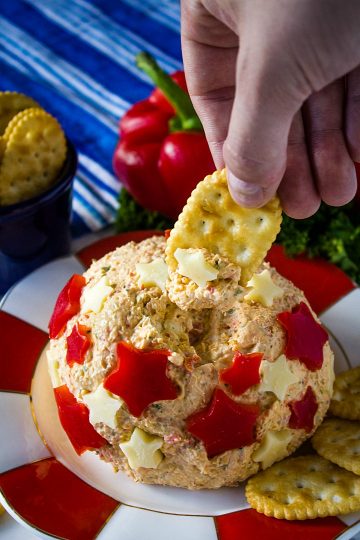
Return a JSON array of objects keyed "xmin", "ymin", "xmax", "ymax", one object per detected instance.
[{"xmin": 1, "ymin": 232, "xmax": 359, "ymax": 540}]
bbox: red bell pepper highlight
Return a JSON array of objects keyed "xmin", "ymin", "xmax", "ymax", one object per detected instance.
[
  {"xmin": 49, "ymin": 274, "xmax": 86, "ymax": 339},
  {"xmin": 186, "ymin": 388, "xmax": 260, "ymax": 458},
  {"xmin": 103, "ymin": 341, "xmax": 178, "ymax": 417},
  {"xmin": 54, "ymin": 385, "xmax": 107, "ymax": 455},
  {"xmin": 288, "ymin": 386, "xmax": 318, "ymax": 432},
  {"xmin": 164, "ymin": 229, "xmax": 171, "ymax": 239},
  {"xmin": 277, "ymin": 301, "xmax": 328, "ymax": 371},
  {"xmin": 66, "ymin": 324, "xmax": 91, "ymax": 367},
  {"xmin": 113, "ymin": 52, "xmax": 214, "ymax": 219}
]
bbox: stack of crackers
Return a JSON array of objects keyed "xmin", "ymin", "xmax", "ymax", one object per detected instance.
[
  {"xmin": 0, "ymin": 92, "xmax": 66, "ymax": 206},
  {"xmin": 246, "ymin": 366, "xmax": 360, "ymax": 520}
]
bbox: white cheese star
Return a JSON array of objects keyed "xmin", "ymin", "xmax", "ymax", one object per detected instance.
[
  {"xmin": 136, "ymin": 258, "xmax": 168, "ymax": 292},
  {"xmin": 174, "ymin": 248, "xmax": 218, "ymax": 288},
  {"xmin": 259, "ymin": 354, "xmax": 299, "ymax": 401},
  {"xmin": 244, "ymin": 269, "xmax": 283, "ymax": 307},
  {"xmin": 82, "ymin": 276, "xmax": 113, "ymax": 314},
  {"xmin": 47, "ymin": 349, "xmax": 62, "ymax": 388},
  {"xmin": 83, "ymin": 384, "xmax": 123, "ymax": 429},
  {"xmin": 253, "ymin": 429, "xmax": 293, "ymax": 469},
  {"xmin": 120, "ymin": 427, "xmax": 164, "ymax": 469}
]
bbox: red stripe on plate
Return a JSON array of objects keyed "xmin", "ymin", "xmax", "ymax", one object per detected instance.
[
  {"xmin": 77, "ymin": 230, "xmax": 163, "ymax": 267},
  {"xmin": 0, "ymin": 458, "xmax": 118, "ymax": 540},
  {"xmin": 215, "ymin": 509, "xmax": 346, "ymax": 540},
  {"xmin": 0, "ymin": 312, "xmax": 48, "ymax": 393},
  {"xmin": 266, "ymin": 245, "xmax": 355, "ymax": 314}
]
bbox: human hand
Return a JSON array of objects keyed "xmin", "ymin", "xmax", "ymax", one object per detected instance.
[{"xmin": 181, "ymin": 0, "xmax": 360, "ymax": 217}]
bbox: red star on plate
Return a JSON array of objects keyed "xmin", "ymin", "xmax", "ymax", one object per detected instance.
[
  {"xmin": 103, "ymin": 341, "xmax": 178, "ymax": 417},
  {"xmin": 288, "ymin": 386, "xmax": 318, "ymax": 432},
  {"xmin": 186, "ymin": 388, "xmax": 259, "ymax": 458},
  {"xmin": 277, "ymin": 302, "xmax": 328, "ymax": 371}
]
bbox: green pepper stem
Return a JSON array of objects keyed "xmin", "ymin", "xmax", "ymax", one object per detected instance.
[{"xmin": 136, "ymin": 51, "xmax": 203, "ymax": 132}]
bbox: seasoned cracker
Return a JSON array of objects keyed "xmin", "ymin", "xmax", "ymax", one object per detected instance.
[
  {"xmin": 245, "ymin": 455, "xmax": 360, "ymax": 520},
  {"xmin": 0, "ymin": 91, "xmax": 39, "ymax": 135},
  {"xmin": 329, "ymin": 366, "xmax": 360, "ymax": 420},
  {"xmin": 312, "ymin": 418, "xmax": 360, "ymax": 476},
  {"xmin": 166, "ymin": 169, "xmax": 282, "ymax": 285},
  {"xmin": 0, "ymin": 136, "xmax": 5, "ymax": 163},
  {"xmin": 0, "ymin": 108, "xmax": 66, "ymax": 206}
]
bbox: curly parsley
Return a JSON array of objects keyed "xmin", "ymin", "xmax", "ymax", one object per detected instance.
[
  {"xmin": 278, "ymin": 202, "xmax": 360, "ymax": 283},
  {"xmin": 115, "ymin": 189, "xmax": 173, "ymax": 233}
]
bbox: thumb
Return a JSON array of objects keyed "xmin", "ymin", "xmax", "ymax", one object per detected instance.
[{"xmin": 224, "ymin": 57, "xmax": 301, "ymax": 207}]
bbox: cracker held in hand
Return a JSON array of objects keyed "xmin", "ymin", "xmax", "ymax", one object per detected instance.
[
  {"xmin": 166, "ymin": 169, "xmax": 282, "ymax": 285},
  {"xmin": 0, "ymin": 108, "xmax": 66, "ymax": 205},
  {"xmin": 0, "ymin": 91, "xmax": 39, "ymax": 135},
  {"xmin": 329, "ymin": 366, "xmax": 360, "ymax": 420},
  {"xmin": 245, "ymin": 455, "xmax": 360, "ymax": 520},
  {"xmin": 312, "ymin": 418, "xmax": 360, "ymax": 476}
]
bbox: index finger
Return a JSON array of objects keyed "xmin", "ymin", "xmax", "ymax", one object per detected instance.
[{"xmin": 181, "ymin": 0, "xmax": 238, "ymax": 167}]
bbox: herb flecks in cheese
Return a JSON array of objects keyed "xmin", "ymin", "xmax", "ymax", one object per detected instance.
[
  {"xmin": 83, "ymin": 384, "xmax": 123, "ymax": 429},
  {"xmin": 244, "ymin": 269, "xmax": 283, "ymax": 307},
  {"xmin": 253, "ymin": 429, "xmax": 292, "ymax": 469},
  {"xmin": 120, "ymin": 427, "xmax": 164, "ymax": 469},
  {"xmin": 174, "ymin": 248, "xmax": 218, "ymax": 288},
  {"xmin": 259, "ymin": 354, "xmax": 299, "ymax": 401},
  {"xmin": 82, "ymin": 276, "xmax": 113, "ymax": 314},
  {"xmin": 136, "ymin": 258, "xmax": 168, "ymax": 292}
]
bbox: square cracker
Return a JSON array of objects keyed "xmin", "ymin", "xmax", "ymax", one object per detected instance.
[{"xmin": 166, "ymin": 169, "xmax": 282, "ymax": 285}]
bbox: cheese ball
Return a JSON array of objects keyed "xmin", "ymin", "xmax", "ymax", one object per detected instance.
[{"xmin": 48, "ymin": 236, "xmax": 334, "ymax": 490}]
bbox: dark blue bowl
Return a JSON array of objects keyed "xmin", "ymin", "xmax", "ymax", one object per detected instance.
[{"xmin": 0, "ymin": 139, "xmax": 77, "ymax": 295}]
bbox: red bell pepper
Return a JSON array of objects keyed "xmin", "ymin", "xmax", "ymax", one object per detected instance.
[
  {"xmin": 49, "ymin": 274, "xmax": 86, "ymax": 339},
  {"xmin": 113, "ymin": 52, "xmax": 215, "ymax": 219},
  {"xmin": 149, "ymin": 70, "xmax": 187, "ymax": 114},
  {"xmin": 186, "ymin": 388, "xmax": 259, "ymax": 458},
  {"xmin": 103, "ymin": 341, "xmax": 178, "ymax": 417},
  {"xmin": 54, "ymin": 385, "xmax": 107, "ymax": 455},
  {"xmin": 220, "ymin": 352, "xmax": 263, "ymax": 396},
  {"xmin": 66, "ymin": 323, "xmax": 91, "ymax": 367},
  {"xmin": 277, "ymin": 302, "xmax": 328, "ymax": 371},
  {"xmin": 288, "ymin": 386, "xmax": 318, "ymax": 432}
]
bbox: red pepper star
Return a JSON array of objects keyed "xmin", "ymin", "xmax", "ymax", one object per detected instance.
[
  {"xmin": 103, "ymin": 341, "xmax": 178, "ymax": 417},
  {"xmin": 220, "ymin": 352, "xmax": 263, "ymax": 396},
  {"xmin": 288, "ymin": 386, "xmax": 318, "ymax": 432},
  {"xmin": 54, "ymin": 385, "xmax": 107, "ymax": 455},
  {"xmin": 49, "ymin": 274, "xmax": 86, "ymax": 339},
  {"xmin": 66, "ymin": 324, "xmax": 92, "ymax": 367},
  {"xmin": 277, "ymin": 302, "xmax": 328, "ymax": 371},
  {"xmin": 186, "ymin": 388, "xmax": 260, "ymax": 458}
]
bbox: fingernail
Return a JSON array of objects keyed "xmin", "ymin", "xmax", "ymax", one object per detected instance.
[{"xmin": 227, "ymin": 170, "xmax": 264, "ymax": 206}]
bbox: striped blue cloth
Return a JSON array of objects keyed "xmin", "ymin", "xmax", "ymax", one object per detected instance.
[{"xmin": 0, "ymin": 0, "xmax": 182, "ymax": 236}]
